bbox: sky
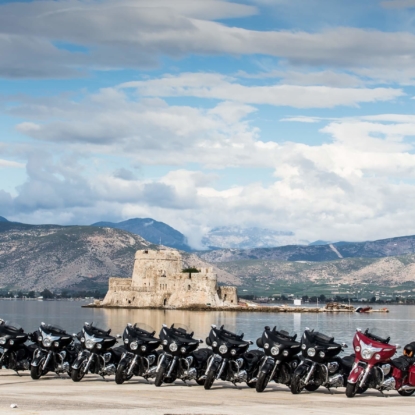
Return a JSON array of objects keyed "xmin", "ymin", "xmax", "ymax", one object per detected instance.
[{"xmin": 1, "ymin": 0, "xmax": 415, "ymax": 247}]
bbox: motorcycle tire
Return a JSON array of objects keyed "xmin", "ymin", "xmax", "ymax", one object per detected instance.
[
  {"xmin": 304, "ymin": 384, "xmax": 320, "ymax": 392},
  {"xmin": 256, "ymin": 371, "xmax": 271, "ymax": 393},
  {"xmin": 246, "ymin": 381, "xmax": 256, "ymax": 388},
  {"xmin": 155, "ymin": 366, "xmax": 165, "ymax": 387},
  {"xmin": 71, "ymin": 362, "xmax": 86, "ymax": 383},
  {"xmin": 345, "ymin": 382, "xmax": 358, "ymax": 398},
  {"xmin": 204, "ymin": 370, "xmax": 215, "ymax": 390},
  {"xmin": 30, "ymin": 364, "xmax": 43, "ymax": 380},
  {"xmin": 195, "ymin": 378, "xmax": 205, "ymax": 386},
  {"xmin": 398, "ymin": 389, "xmax": 415, "ymax": 396},
  {"xmin": 290, "ymin": 371, "xmax": 304, "ymax": 395}
]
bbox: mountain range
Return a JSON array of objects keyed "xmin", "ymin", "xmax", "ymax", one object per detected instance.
[{"xmin": 91, "ymin": 218, "xmax": 192, "ymax": 252}]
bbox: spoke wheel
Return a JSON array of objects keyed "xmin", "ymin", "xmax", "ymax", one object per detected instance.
[{"xmin": 290, "ymin": 371, "xmax": 305, "ymax": 395}]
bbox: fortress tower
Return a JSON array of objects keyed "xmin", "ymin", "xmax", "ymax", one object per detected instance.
[{"xmin": 101, "ymin": 249, "xmax": 238, "ymax": 308}]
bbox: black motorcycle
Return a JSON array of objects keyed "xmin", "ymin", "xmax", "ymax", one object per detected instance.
[
  {"xmin": 155, "ymin": 323, "xmax": 210, "ymax": 386},
  {"xmin": 255, "ymin": 326, "xmax": 301, "ymax": 392},
  {"xmin": 204, "ymin": 324, "xmax": 263, "ymax": 390},
  {"xmin": 31, "ymin": 322, "xmax": 79, "ymax": 379},
  {"xmin": 0, "ymin": 319, "xmax": 36, "ymax": 374},
  {"xmin": 290, "ymin": 328, "xmax": 354, "ymax": 394},
  {"xmin": 115, "ymin": 323, "xmax": 161, "ymax": 384},
  {"xmin": 71, "ymin": 322, "xmax": 124, "ymax": 381}
]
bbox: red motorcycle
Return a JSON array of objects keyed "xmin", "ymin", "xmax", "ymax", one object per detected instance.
[
  {"xmin": 346, "ymin": 328, "xmax": 398, "ymax": 397},
  {"xmin": 390, "ymin": 342, "xmax": 415, "ymax": 396}
]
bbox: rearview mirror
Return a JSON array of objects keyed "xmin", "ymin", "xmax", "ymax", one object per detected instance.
[
  {"xmin": 116, "ymin": 334, "xmax": 121, "ymax": 339},
  {"xmin": 342, "ymin": 343, "xmax": 348, "ymax": 348},
  {"xmin": 199, "ymin": 339, "xmax": 203, "ymax": 343},
  {"xmin": 396, "ymin": 344, "xmax": 402, "ymax": 350}
]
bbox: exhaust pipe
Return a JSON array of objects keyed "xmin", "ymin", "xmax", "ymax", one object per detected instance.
[{"xmin": 399, "ymin": 385, "xmax": 415, "ymax": 391}]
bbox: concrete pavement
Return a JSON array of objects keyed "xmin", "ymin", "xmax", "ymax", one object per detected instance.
[{"xmin": 0, "ymin": 369, "xmax": 414, "ymax": 415}]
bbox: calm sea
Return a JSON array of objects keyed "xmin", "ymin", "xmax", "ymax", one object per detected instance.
[{"xmin": 1, "ymin": 300, "xmax": 415, "ymax": 351}]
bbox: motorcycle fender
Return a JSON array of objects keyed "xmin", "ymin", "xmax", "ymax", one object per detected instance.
[
  {"xmin": 293, "ymin": 362, "xmax": 311, "ymax": 378},
  {"xmin": 348, "ymin": 365, "xmax": 365, "ymax": 384},
  {"xmin": 72, "ymin": 351, "xmax": 90, "ymax": 369},
  {"xmin": 260, "ymin": 357, "xmax": 275, "ymax": 374},
  {"xmin": 31, "ymin": 350, "xmax": 47, "ymax": 367}
]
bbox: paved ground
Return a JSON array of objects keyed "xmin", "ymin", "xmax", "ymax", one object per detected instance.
[{"xmin": 1, "ymin": 370, "xmax": 414, "ymax": 415}]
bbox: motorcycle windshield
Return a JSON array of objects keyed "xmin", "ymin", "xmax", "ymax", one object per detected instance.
[
  {"xmin": 133, "ymin": 323, "xmax": 155, "ymax": 336},
  {"xmin": 364, "ymin": 328, "xmax": 391, "ymax": 344},
  {"xmin": 40, "ymin": 322, "xmax": 67, "ymax": 334},
  {"xmin": 0, "ymin": 321, "xmax": 24, "ymax": 335}
]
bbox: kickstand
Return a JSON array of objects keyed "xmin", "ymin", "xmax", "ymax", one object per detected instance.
[
  {"xmin": 379, "ymin": 390, "xmax": 388, "ymax": 398},
  {"xmin": 14, "ymin": 371, "xmax": 22, "ymax": 377},
  {"xmin": 327, "ymin": 387, "xmax": 334, "ymax": 395}
]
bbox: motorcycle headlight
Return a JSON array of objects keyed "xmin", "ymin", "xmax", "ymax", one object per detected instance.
[
  {"xmin": 212, "ymin": 341, "xmax": 218, "ymax": 347},
  {"xmin": 375, "ymin": 354, "xmax": 381, "ymax": 360},
  {"xmin": 169, "ymin": 343, "xmax": 178, "ymax": 352},
  {"xmin": 355, "ymin": 346, "xmax": 361, "ymax": 352},
  {"xmin": 301, "ymin": 344, "xmax": 306, "ymax": 350},
  {"xmin": 54, "ymin": 341, "xmax": 59, "ymax": 347},
  {"xmin": 80, "ymin": 337, "xmax": 85, "ymax": 343},
  {"xmin": 180, "ymin": 346, "xmax": 187, "ymax": 353},
  {"xmin": 124, "ymin": 339, "xmax": 129, "ymax": 344},
  {"xmin": 0, "ymin": 337, "xmax": 6, "ymax": 345},
  {"xmin": 361, "ymin": 349, "xmax": 373, "ymax": 360},
  {"xmin": 319, "ymin": 351, "xmax": 325, "ymax": 358},
  {"xmin": 264, "ymin": 343, "xmax": 270, "ymax": 349},
  {"xmin": 271, "ymin": 346, "xmax": 280, "ymax": 356},
  {"xmin": 140, "ymin": 345, "xmax": 147, "ymax": 352},
  {"xmin": 307, "ymin": 348, "xmax": 316, "ymax": 357},
  {"xmin": 283, "ymin": 350, "xmax": 289, "ymax": 357},
  {"xmin": 230, "ymin": 349, "xmax": 237, "ymax": 355},
  {"xmin": 96, "ymin": 343, "xmax": 102, "ymax": 350},
  {"xmin": 219, "ymin": 345, "xmax": 228, "ymax": 354},
  {"xmin": 130, "ymin": 342, "xmax": 138, "ymax": 351},
  {"xmin": 42, "ymin": 338, "xmax": 52, "ymax": 348},
  {"xmin": 85, "ymin": 339, "xmax": 95, "ymax": 349},
  {"xmin": 9, "ymin": 339, "xmax": 14, "ymax": 346},
  {"xmin": 38, "ymin": 336, "xmax": 43, "ymax": 342},
  {"xmin": 162, "ymin": 339, "xmax": 168, "ymax": 346}
]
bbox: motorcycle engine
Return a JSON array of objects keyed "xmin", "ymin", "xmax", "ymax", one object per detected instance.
[{"xmin": 327, "ymin": 362, "xmax": 339, "ymax": 374}]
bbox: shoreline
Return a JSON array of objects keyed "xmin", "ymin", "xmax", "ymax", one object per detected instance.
[{"xmin": 82, "ymin": 303, "xmax": 389, "ymax": 313}]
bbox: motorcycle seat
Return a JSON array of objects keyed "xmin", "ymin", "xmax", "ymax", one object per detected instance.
[{"xmin": 341, "ymin": 355, "xmax": 355, "ymax": 370}]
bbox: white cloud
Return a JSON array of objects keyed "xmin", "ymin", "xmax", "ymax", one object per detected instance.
[
  {"xmin": 0, "ymin": 159, "xmax": 25, "ymax": 168},
  {"xmin": 120, "ymin": 72, "xmax": 403, "ymax": 108}
]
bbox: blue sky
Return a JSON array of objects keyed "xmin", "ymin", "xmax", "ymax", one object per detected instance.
[{"xmin": 1, "ymin": 0, "xmax": 415, "ymax": 247}]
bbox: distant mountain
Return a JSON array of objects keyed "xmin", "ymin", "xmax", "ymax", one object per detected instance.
[
  {"xmin": 0, "ymin": 222, "xmax": 236, "ymax": 291},
  {"xmin": 201, "ymin": 226, "xmax": 308, "ymax": 249},
  {"xmin": 91, "ymin": 218, "xmax": 192, "ymax": 252},
  {"xmin": 0, "ymin": 216, "xmax": 9, "ymax": 222},
  {"xmin": 198, "ymin": 234, "xmax": 415, "ymax": 263},
  {"xmin": 308, "ymin": 240, "xmax": 331, "ymax": 246}
]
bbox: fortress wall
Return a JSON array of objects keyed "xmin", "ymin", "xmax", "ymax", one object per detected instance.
[{"xmin": 218, "ymin": 286, "xmax": 238, "ymax": 305}]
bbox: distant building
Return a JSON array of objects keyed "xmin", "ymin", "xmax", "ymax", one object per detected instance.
[{"xmin": 100, "ymin": 249, "xmax": 238, "ymax": 308}]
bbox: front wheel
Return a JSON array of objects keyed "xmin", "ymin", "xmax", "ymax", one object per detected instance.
[
  {"xmin": 204, "ymin": 370, "xmax": 216, "ymax": 390},
  {"xmin": 71, "ymin": 360, "xmax": 86, "ymax": 382},
  {"xmin": 195, "ymin": 378, "xmax": 205, "ymax": 386},
  {"xmin": 115, "ymin": 361, "xmax": 133, "ymax": 385},
  {"xmin": 246, "ymin": 381, "xmax": 256, "ymax": 388},
  {"xmin": 256, "ymin": 371, "xmax": 271, "ymax": 393},
  {"xmin": 30, "ymin": 364, "xmax": 43, "ymax": 380},
  {"xmin": 304, "ymin": 384, "xmax": 320, "ymax": 392},
  {"xmin": 398, "ymin": 389, "xmax": 415, "ymax": 396},
  {"xmin": 154, "ymin": 366, "xmax": 166, "ymax": 387},
  {"xmin": 346, "ymin": 382, "xmax": 358, "ymax": 398},
  {"xmin": 290, "ymin": 370, "xmax": 305, "ymax": 395}
]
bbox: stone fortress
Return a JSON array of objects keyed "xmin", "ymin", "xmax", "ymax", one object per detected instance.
[{"xmin": 100, "ymin": 249, "xmax": 238, "ymax": 308}]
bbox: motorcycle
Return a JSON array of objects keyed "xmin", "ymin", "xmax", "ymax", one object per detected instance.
[
  {"xmin": 31, "ymin": 322, "xmax": 79, "ymax": 379},
  {"xmin": 204, "ymin": 324, "xmax": 263, "ymax": 390},
  {"xmin": 71, "ymin": 322, "xmax": 124, "ymax": 381},
  {"xmin": 0, "ymin": 319, "xmax": 36, "ymax": 374},
  {"xmin": 346, "ymin": 328, "xmax": 399, "ymax": 397},
  {"xmin": 390, "ymin": 341, "xmax": 415, "ymax": 396},
  {"xmin": 290, "ymin": 328, "xmax": 354, "ymax": 394},
  {"xmin": 115, "ymin": 323, "xmax": 161, "ymax": 384},
  {"xmin": 255, "ymin": 325, "xmax": 301, "ymax": 392},
  {"xmin": 155, "ymin": 323, "xmax": 210, "ymax": 386}
]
